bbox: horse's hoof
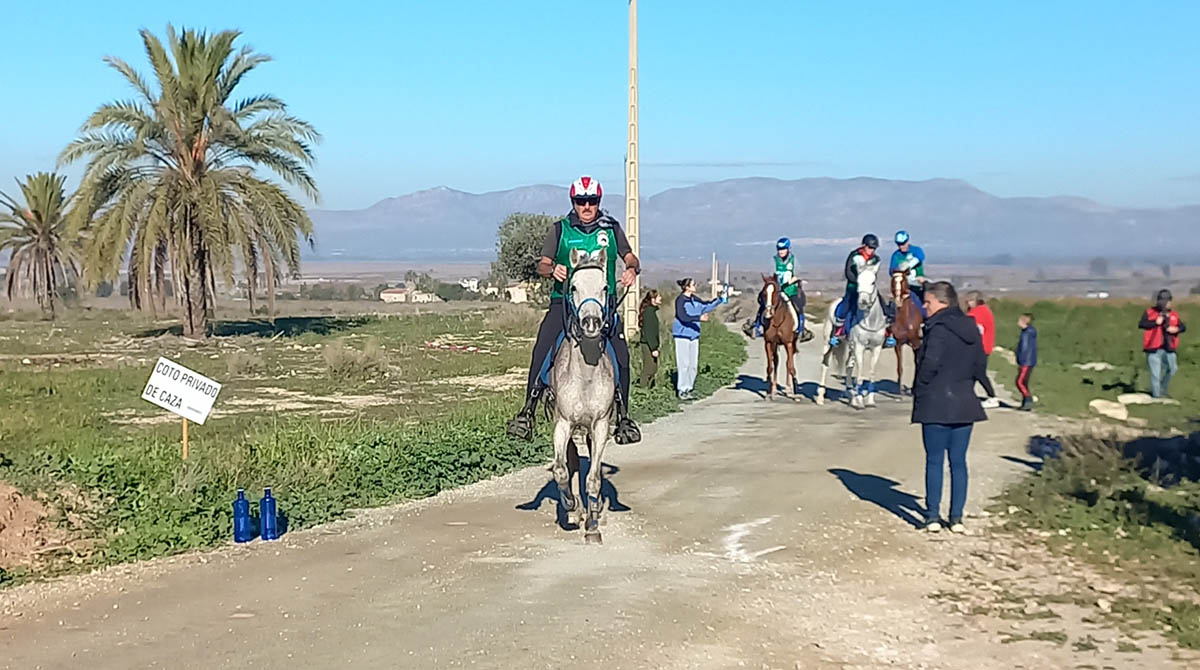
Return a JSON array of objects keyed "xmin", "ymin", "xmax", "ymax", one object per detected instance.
[{"xmin": 585, "ymin": 531, "xmax": 603, "ymax": 545}]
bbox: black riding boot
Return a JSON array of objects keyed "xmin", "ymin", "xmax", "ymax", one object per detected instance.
[
  {"xmin": 506, "ymin": 384, "xmax": 543, "ymax": 441},
  {"xmin": 612, "ymin": 391, "xmax": 641, "ymax": 445}
]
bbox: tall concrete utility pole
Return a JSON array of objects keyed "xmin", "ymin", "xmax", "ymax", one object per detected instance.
[{"xmin": 623, "ymin": 0, "xmax": 640, "ymax": 337}]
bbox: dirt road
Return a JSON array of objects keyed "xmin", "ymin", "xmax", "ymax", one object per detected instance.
[{"xmin": 1, "ymin": 333, "xmax": 1189, "ymax": 669}]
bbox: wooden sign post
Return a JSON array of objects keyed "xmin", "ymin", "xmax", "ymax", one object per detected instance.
[{"xmin": 182, "ymin": 417, "xmax": 189, "ymax": 460}]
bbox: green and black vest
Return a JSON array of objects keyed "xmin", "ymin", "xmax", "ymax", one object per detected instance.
[{"xmin": 550, "ymin": 217, "xmax": 619, "ymax": 300}]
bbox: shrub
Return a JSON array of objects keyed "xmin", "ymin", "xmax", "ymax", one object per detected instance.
[
  {"xmin": 226, "ymin": 351, "xmax": 266, "ymax": 377},
  {"xmin": 323, "ymin": 337, "xmax": 389, "ymax": 382}
]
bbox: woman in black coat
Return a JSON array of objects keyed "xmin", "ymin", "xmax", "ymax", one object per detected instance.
[{"xmin": 912, "ymin": 281, "xmax": 987, "ymax": 533}]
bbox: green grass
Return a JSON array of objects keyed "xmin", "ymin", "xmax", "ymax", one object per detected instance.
[
  {"xmin": 0, "ymin": 305, "xmax": 746, "ymax": 585},
  {"xmin": 988, "ymin": 298, "xmax": 1199, "ymax": 429},
  {"xmin": 998, "ymin": 433, "xmax": 1200, "ymax": 649}
]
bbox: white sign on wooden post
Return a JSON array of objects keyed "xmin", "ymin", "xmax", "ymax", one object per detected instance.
[{"xmin": 141, "ymin": 357, "xmax": 222, "ymax": 425}]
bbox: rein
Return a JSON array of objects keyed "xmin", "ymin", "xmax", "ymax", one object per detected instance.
[{"xmin": 561, "ymin": 266, "xmax": 631, "ymax": 344}]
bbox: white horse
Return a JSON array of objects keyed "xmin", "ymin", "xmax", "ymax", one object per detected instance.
[
  {"xmin": 548, "ymin": 247, "xmax": 616, "ymax": 544},
  {"xmin": 817, "ymin": 263, "xmax": 888, "ymax": 408}
]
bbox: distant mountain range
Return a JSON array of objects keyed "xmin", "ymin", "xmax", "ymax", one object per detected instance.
[{"xmin": 306, "ymin": 178, "xmax": 1199, "ymax": 263}]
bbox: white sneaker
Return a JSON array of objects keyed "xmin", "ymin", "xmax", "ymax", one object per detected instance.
[
  {"xmin": 981, "ymin": 397, "xmax": 1000, "ymax": 409},
  {"xmin": 948, "ymin": 522, "xmax": 967, "ymax": 534},
  {"xmin": 923, "ymin": 520, "xmax": 942, "ymax": 533}
]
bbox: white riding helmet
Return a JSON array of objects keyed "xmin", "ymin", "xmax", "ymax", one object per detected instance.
[{"xmin": 569, "ymin": 175, "xmax": 603, "ymax": 200}]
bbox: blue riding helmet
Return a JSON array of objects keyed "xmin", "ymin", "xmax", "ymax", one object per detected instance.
[
  {"xmin": 776, "ymin": 237, "xmax": 791, "ymax": 250},
  {"xmin": 895, "ymin": 230, "xmax": 910, "ymax": 245}
]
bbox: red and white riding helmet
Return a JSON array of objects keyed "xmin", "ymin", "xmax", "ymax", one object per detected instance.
[{"xmin": 569, "ymin": 175, "xmax": 602, "ymax": 200}]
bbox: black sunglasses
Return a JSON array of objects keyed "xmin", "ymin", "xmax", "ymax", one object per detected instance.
[{"xmin": 572, "ymin": 197, "xmax": 601, "ymax": 206}]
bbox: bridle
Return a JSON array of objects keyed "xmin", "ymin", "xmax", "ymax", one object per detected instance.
[
  {"xmin": 562, "ymin": 265, "xmax": 630, "ymax": 342},
  {"xmin": 891, "ymin": 271, "xmax": 909, "ymax": 302}
]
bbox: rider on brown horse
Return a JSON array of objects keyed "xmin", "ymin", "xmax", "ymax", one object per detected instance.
[{"xmin": 751, "ymin": 238, "xmax": 808, "ymax": 340}]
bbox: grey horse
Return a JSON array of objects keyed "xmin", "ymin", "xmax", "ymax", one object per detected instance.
[
  {"xmin": 817, "ymin": 262, "xmax": 888, "ymax": 408},
  {"xmin": 548, "ymin": 247, "xmax": 617, "ymax": 543}
]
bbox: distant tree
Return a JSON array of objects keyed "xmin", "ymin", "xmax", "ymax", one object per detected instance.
[
  {"xmin": 0, "ymin": 172, "xmax": 82, "ymax": 319},
  {"xmin": 495, "ymin": 213, "xmax": 556, "ymax": 283},
  {"xmin": 371, "ymin": 283, "xmax": 390, "ymax": 300},
  {"xmin": 1088, "ymin": 257, "xmax": 1110, "ymax": 277},
  {"xmin": 344, "ymin": 283, "xmax": 365, "ymax": 301},
  {"xmin": 62, "ymin": 26, "xmax": 320, "ymax": 336},
  {"xmin": 308, "ymin": 283, "xmax": 336, "ymax": 301},
  {"xmin": 495, "ymin": 213, "xmax": 556, "ymax": 304}
]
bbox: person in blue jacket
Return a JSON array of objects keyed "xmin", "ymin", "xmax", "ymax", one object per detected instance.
[
  {"xmin": 673, "ymin": 277, "xmax": 725, "ymax": 400},
  {"xmin": 1015, "ymin": 313, "xmax": 1038, "ymax": 411}
]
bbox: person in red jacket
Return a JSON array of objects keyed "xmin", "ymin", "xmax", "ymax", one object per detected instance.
[
  {"xmin": 965, "ymin": 291, "xmax": 999, "ymax": 408},
  {"xmin": 1139, "ymin": 289, "xmax": 1186, "ymax": 398}
]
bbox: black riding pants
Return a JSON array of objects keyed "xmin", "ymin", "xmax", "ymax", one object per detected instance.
[{"xmin": 525, "ymin": 301, "xmax": 631, "ymax": 405}]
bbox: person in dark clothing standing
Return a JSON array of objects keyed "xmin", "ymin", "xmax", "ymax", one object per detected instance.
[
  {"xmin": 638, "ymin": 290, "xmax": 662, "ymax": 388},
  {"xmin": 1015, "ymin": 313, "xmax": 1038, "ymax": 411},
  {"xmin": 505, "ymin": 176, "xmax": 642, "ymax": 445},
  {"xmin": 1139, "ymin": 289, "xmax": 1186, "ymax": 398},
  {"xmin": 913, "ymin": 281, "xmax": 988, "ymax": 534}
]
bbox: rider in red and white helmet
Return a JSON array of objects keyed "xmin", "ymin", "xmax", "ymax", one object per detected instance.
[
  {"xmin": 569, "ymin": 175, "xmax": 603, "ymax": 200},
  {"xmin": 506, "ymin": 175, "xmax": 644, "ymax": 445}
]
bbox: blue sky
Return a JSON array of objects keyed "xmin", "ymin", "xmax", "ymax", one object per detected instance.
[{"xmin": 2, "ymin": 1, "xmax": 1198, "ymax": 210}]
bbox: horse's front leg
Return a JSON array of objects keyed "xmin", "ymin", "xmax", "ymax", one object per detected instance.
[
  {"xmin": 865, "ymin": 341, "xmax": 885, "ymax": 408},
  {"xmin": 584, "ymin": 415, "xmax": 610, "ymax": 544},
  {"xmin": 816, "ymin": 346, "xmax": 829, "ymax": 406},
  {"xmin": 786, "ymin": 341, "xmax": 798, "ymax": 397},
  {"xmin": 552, "ymin": 418, "xmax": 579, "ymax": 525},
  {"xmin": 896, "ymin": 343, "xmax": 905, "ymax": 394},
  {"xmin": 848, "ymin": 342, "xmax": 864, "ymax": 409},
  {"xmin": 765, "ymin": 343, "xmax": 776, "ymax": 399}
]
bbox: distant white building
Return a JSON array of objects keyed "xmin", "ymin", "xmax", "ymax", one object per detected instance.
[
  {"xmin": 380, "ymin": 288, "xmax": 408, "ymax": 303},
  {"xmin": 482, "ymin": 284, "xmax": 500, "ymax": 298},
  {"xmin": 505, "ymin": 283, "xmax": 530, "ymax": 304},
  {"xmin": 458, "ymin": 278, "xmax": 480, "ymax": 293},
  {"xmin": 409, "ymin": 290, "xmax": 441, "ymax": 304}
]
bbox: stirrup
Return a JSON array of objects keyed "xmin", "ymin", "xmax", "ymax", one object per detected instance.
[
  {"xmin": 506, "ymin": 410, "xmax": 535, "ymax": 441},
  {"xmin": 614, "ymin": 416, "xmax": 641, "ymax": 445}
]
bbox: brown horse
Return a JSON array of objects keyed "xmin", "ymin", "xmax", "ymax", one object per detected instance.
[
  {"xmin": 759, "ymin": 275, "xmax": 798, "ymax": 399},
  {"xmin": 889, "ymin": 271, "xmax": 924, "ymax": 393}
]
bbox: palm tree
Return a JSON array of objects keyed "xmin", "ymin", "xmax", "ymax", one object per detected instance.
[
  {"xmin": 62, "ymin": 25, "xmax": 319, "ymax": 337},
  {"xmin": 0, "ymin": 172, "xmax": 81, "ymax": 319}
]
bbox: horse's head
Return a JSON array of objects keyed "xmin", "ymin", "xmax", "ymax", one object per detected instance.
[
  {"xmin": 568, "ymin": 247, "xmax": 609, "ymax": 341},
  {"xmin": 890, "ymin": 270, "xmax": 908, "ymax": 299},
  {"xmin": 760, "ymin": 274, "xmax": 782, "ymax": 319},
  {"xmin": 857, "ymin": 263, "xmax": 879, "ymax": 311}
]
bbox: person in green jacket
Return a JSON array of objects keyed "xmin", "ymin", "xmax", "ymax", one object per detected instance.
[
  {"xmin": 750, "ymin": 237, "xmax": 806, "ymax": 338},
  {"xmin": 637, "ymin": 290, "xmax": 662, "ymax": 387}
]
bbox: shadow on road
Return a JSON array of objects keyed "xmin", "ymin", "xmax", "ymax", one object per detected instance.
[
  {"xmin": 829, "ymin": 468, "xmax": 925, "ymax": 528},
  {"xmin": 734, "ymin": 374, "xmax": 772, "ymax": 398},
  {"xmin": 1001, "ymin": 455, "xmax": 1044, "ymax": 472},
  {"xmin": 516, "ymin": 459, "xmax": 631, "ymax": 530},
  {"xmin": 796, "ymin": 381, "xmax": 847, "ymax": 404}
]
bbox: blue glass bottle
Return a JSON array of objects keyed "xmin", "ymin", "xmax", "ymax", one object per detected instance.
[
  {"xmin": 233, "ymin": 489, "xmax": 254, "ymax": 542},
  {"xmin": 260, "ymin": 488, "xmax": 279, "ymax": 541}
]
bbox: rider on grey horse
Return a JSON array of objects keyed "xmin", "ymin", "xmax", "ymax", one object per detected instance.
[
  {"xmin": 505, "ymin": 176, "xmax": 642, "ymax": 445},
  {"xmin": 831, "ymin": 233, "xmax": 896, "ymax": 348}
]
